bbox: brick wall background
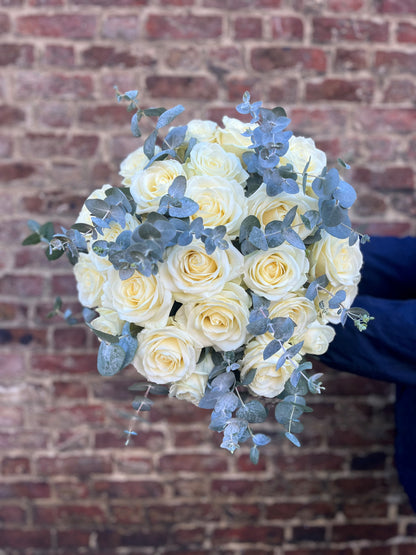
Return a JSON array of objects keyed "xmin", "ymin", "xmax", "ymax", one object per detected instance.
[{"xmin": 1, "ymin": 0, "xmax": 416, "ymax": 553}]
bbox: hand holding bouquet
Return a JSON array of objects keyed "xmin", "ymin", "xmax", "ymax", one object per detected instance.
[{"xmin": 24, "ymin": 90, "xmax": 372, "ymax": 462}]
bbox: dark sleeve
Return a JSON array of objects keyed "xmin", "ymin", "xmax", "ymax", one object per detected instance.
[
  {"xmin": 319, "ymin": 295, "xmax": 416, "ymax": 386},
  {"xmin": 359, "ymin": 236, "xmax": 416, "ymax": 300}
]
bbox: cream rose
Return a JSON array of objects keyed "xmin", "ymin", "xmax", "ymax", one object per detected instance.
[
  {"xmin": 119, "ymin": 146, "xmax": 160, "ymax": 187},
  {"xmin": 248, "ymin": 184, "xmax": 318, "ymax": 240},
  {"xmin": 133, "ymin": 324, "xmax": 200, "ymax": 384},
  {"xmin": 160, "ymin": 240, "xmax": 244, "ymax": 303},
  {"xmin": 301, "ymin": 321, "xmax": 335, "ymax": 356},
  {"xmin": 175, "ymin": 283, "xmax": 251, "ymax": 352},
  {"xmin": 240, "ymin": 336, "xmax": 300, "ymax": 398},
  {"xmin": 215, "ymin": 116, "xmax": 254, "ymax": 160},
  {"xmin": 130, "ymin": 159, "xmax": 186, "ymax": 215},
  {"xmin": 184, "ymin": 142, "xmax": 249, "ymax": 186},
  {"xmin": 75, "ymin": 184, "xmax": 112, "ymax": 226},
  {"xmin": 73, "ymin": 252, "xmax": 105, "ymax": 308},
  {"xmin": 268, "ymin": 292, "xmax": 317, "ymax": 342},
  {"xmin": 102, "ymin": 267, "xmax": 173, "ymax": 329},
  {"xmin": 186, "ymin": 175, "xmax": 248, "ymax": 239},
  {"xmin": 280, "ymin": 136, "xmax": 327, "ymax": 191},
  {"xmin": 315, "ymin": 283, "xmax": 358, "ymax": 325},
  {"xmin": 169, "ymin": 352, "xmax": 213, "ymax": 405},
  {"xmin": 244, "ymin": 244, "xmax": 309, "ymax": 301},
  {"xmin": 185, "ymin": 119, "xmax": 218, "ymax": 143},
  {"xmin": 90, "ymin": 307, "xmax": 124, "ymax": 337},
  {"xmin": 308, "ymin": 231, "xmax": 363, "ymax": 288}
]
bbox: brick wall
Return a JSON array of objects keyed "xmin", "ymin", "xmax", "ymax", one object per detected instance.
[{"xmin": 1, "ymin": 0, "xmax": 416, "ymax": 553}]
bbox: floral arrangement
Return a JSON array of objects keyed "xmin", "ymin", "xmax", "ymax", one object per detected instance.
[{"xmin": 24, "ymin": 90, "xmax": 372, "ymax": 462}]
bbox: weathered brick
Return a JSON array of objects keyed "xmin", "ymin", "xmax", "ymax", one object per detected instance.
[
  {"xmin": 81, "ymin": 46, "xmax": 139, "ymax": 68},
  {"xmin": 271, "ymin": 16, "xmax": 303, "ymax": 41},
  {"xmin": 212, "ymin": 525, "xmax": 284, "ymax": 544},
  {"xmin": 0, "ymin": 481, "xmax": 50, "ymax": 499},
  {"xmin": 327, "ymin": 0, "xmax": 364, "ymax": 9},
  {"xmin": 146, "ymin": 75, "xmax": 217, "ymax": 100},
  {"xmin": 334, "ymin": 48, "xmax": 368, "ymax": 71},
  {"xmin": 146, "ymin": 14, "xmax": 222, "ymax": 40},
  {"xmin": 43, "ymin": 44, "xmax": 75, "ymax": 67},
  {"xmin": 0, "ymin": 44, "xmax": 34, "ymax": 66},
  {"xmin": 79, "ymin": 105, "xmax": 129, "ymax": 127},
  {"xmin": 73, "ymin": 0, "xmax": 146, "ymax": 4},
  {"xmin": 31, "ymin": 353, "xmax": 97, "ymax": 374},
  {"xmin": 1, "ymin": 530, "xmax": 51, "ymax": 549},
  {"xmin": 159, "ymin": 454, "xmax": 228, "ymax": 472},
  {"xmin": 0, "ymin": 12, "xmax": 9, "ymax": 33},
  {"xmin": 15, "ymin": 72, "xmax": 94, "ymax": 99},
  {"xmin": 354, "ymin": 108, "xmax": 416, "ymax": 134},
  {"xmin": 203, "ymin": 0, "xmax": 280, "ymax": 6},
  {"xmin": 57, "ymin": 530, "xmax": 90, "ymax": 548},
  {"xmin": 352, "ymin": 166, "xmax": 414, "ymax": 191},
  {"xmin": 17, "ymin": 15, "xmax": 97, "ymax": 39},
  {"xmin": 102, "ymin": 15, "xmax": 140, "ymax": 41},
  {"xmin": 0, "ymin": 505, "xmax": 26, "ymax": 524},
  {"xmin": 2, "ymin": 456, "xmax": 31, "ymax": 475},
  {"xmin": 375, "ymin": 50, "xmax": 416, "ymax": 74},
  {"xmin": 251, "ymin": 47, "xmax": 327, "ymax": 72},
  {"xmin": 93, "ymin": 479, "xmax": 164, "ymax": 498},
  {"xmin": 332, "ymin": 523, "xmax": 397, "ymax": 542},
  {"xmin": 36, "ymin": 455, "xmax": 112, "ymax": 476},
  {"xmin": 383, "ymin": 78, "xmax": 416, "ymax": 103},
  {"xmin": 306, "ymin": 78, "xmax": 374, "ymax": 102},
  {"xmin": 22, "ymin": 133, "xmax": 99, "ymax": 158},
  {"xmin": 34, "ymin": 504, "xmax": 107, "ymax": 526},
  {"xmin": 313, "ymin": 18, "xmax": 389, "ymax": 43},
  {"xmin": 397, "ymin": 22, "xmax": 416, "ymax": 43},
  {"xmin": 234, "ymin": 17, "xmax": 262, "ymax": 40},
  {"xmin": 377, "ymin": 0, "xmax": 416, "ymax": 13},
  {"xmin": 0, "ymin": 105, "xmax": 25, "ymax": 125}
]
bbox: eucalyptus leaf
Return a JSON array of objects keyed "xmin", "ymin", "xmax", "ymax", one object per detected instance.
[{"xmin": 97, "ymin": 342, "xmax": 126, "ymax": 376}]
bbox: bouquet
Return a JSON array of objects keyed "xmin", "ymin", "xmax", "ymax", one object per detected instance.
[{"xmin": 24, "ymin": 90, "xmax": 372, "ymax": 462}]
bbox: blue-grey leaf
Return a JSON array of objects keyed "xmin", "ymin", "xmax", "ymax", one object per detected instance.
[
  {"xmin": 97, "ymin": 342, "xmax": 126, "ymax": 376},
  {"xmin": 144, "ymin": 129, "xmax": 158, "ymax": 160},
  {"xmin": 250, "ymin": 445, "xmax": 260, "ymax": 464},
  {"xmin": 252, "ymin": 433, "xmax": 271, "ymax": 446},
  {"xmin": 236, "ymin": 399, "xmax": 267, "ymax": 423},
  {"xmin": 168, "ymin": 175, "xmax": 187, "ymax": 198},
  {"xmin": 328, "ymin": 289, "xmax": 346, "ymax": 309},
  {"xmin": 334, "ymin": 180, "xmax": 357, "ymax": 208},
  {"xmin": 263, "ymin": 339, "xmax": 281, "ymax": 360},
  {"xmin": 130, "ymin": 112, "xmax": 141, "ymax": 137},
  {"xmin": 156, "ymin": 104, "xmax": 185, "ymax": 129},
  {"xmin": 164, "ymin": 125, "xmax": 187, "ymax": 149},
  {"xmin": 283, "ymin": 228, "xmax": 305, "ymax": 250},
  {"xmin": 248, "ymin": 226, "xmax": 268, "ymax": 251}
]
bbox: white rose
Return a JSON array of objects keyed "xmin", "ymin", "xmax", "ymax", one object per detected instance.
[
  {"xmin": 102, "ymin": 267, "xmax": 173, "ymax": 329},
  {"xmin": 73, "ymin": 252, "xmax": 105, "ymax": 308},
  {"xmin": 169, "ymin": 352, "xmax": 213, "ymax": 405},
  {"xmin": 119, "ymin": 146, "xmax": 160, "ymax": 187},
  {"xmin": 308, "ymin": 231, "xmax": 363, "ymax": 287},
  {"xmin": 130, "ymin": 159, "xmax": 186, "ymax": 215},
  {"xmin": 244, "ymin": 244, "xmax": 309, "ymax": 301},
  {"xmin": 185, "ymin": 119, "xmax": 218, "ymax": 143},
  {"xmin": 160, "ymin": 239, "xmax": 244, "ymax": 303},
  {"xmin": 268, "ymin": 292, "xmax": 317, "ymax": 342},
  {"xmin": 90, "ymin": 307, "xmax": 124, "ymax": 337},
  {"xmin": 248, "ymin": 184, "xmax": 318, "ymax": 240},
  {"xmin": 186, "ymin": 175, "xmax": 248, "ymax": 239},
  {"xmin": 133, "ymin": 324, "xmax": 200, "ymax": 385},
  {"xmin": 215, "ymin": 116, "xmax": 254, "ymax": 160},
  {"xmin": 184, "ymin": 142, "xmax": 249, "ymax": 186},
  {"xmin": 240, "ymin": 336, "xmax": 300, "ymax": 398},
  {"xmin": 280, "ymin": 136, "xmax": 327, "ymax": 191},
  {"xmin": 75, "ymin": 184, "xmax": 112, "ymax": 226},
  {"xmin": 176, "ymin": 282, "xmax": 251, "ymax": 352},
  {"xmin": 89, "ymin": 213, "xmax": 139, "ymax": 271},
  {"xmin": 315, "ymin": 283, "xmax": 358, "ymax": 325},
  {"xmin": 301, "ymin": 321, "xmax": 335, "ymax": 356}
]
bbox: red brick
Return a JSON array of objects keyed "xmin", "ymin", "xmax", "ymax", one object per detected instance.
[
  {"xmin": 159, "ymin": 454, "xmax": 228, "ymax": 473},
  {"xmin": 334, "ymin": 48, "xmax": 368, "ymax": 71},
  {"xmin": 383, "ymin": 78, "xmax": 416, "ymax": 103},
  {"xmin": 57, "ymin": 530, "xmax": 90, "ymax": 548},
  {"xmin": 34, "ymin": 504, "xmax": 107, "ymax": 526},
  {"xmin": 35, "ymin": 102, "xmax": 73, "ymax": 127},
  {"xmin": 1, "ymin": 530, "xmax": 51, "ymax": 548},
  {"xmin": 377, "ymin": 0, "xmax": 416, "ymax": 13},
  {"xmin": 355, "ymin": 108, "xmax": 416, "ymax": 134},
  {"xmin": 271, "ymin": 16, "xmax": 304, "ymax": 41},
  {"xmin": 93, "ymin": 479, "xmax": 164, "ymax": 498},
  {"xmin": 268, "ymin": 78, "xmax": 299, "ymax": 104},
  {"xmin": 212, "ymin": 525, "xmax": 284, "ymax": 544},
  {"xmin": 375, "ymin": 50, "xmax": 416, "ymax": 74},
  {"xmin": 36, "ymin": 455, "xmax": 112, "ymax": 476},
  {"xmin": 292, "ymin": 526, "xmax": 326, "ymax": 542},
  {"xmin": 397, "ymin": 22, "xmax": 416, "ymax": 43},
  {"xmin": 352, "ymin": 166, "xmax": 414, "ymax": 191},
  {"xmin": 15, "ymin": 72, "xmax": 94, "ymax": 99},
  {"xmin": 23, "ymin": 133, "xmax": 100, "ymax": 158},
  {"xmin": 82, "ymin": 46, "xmax": 139, "ymax": 68},
  {"xmin": 0, "ymin": 105, "xmax": 25, "ymax": 126},
  {"xmin": 34, "ymin": 405, "xmax": 105, "ymax": 428},
  {"xmin": 94, "ymin": 429, "xmax": 165, "ymax": 450},
  {"xmin": 2, "ymin": 457, "xmax": 31, "ymax": 475},
  {"xmin": 53, "ymin": 380, "xmax": 88, "ymax": 399},
  {"xmin": 0, "ymin": 505, "xmax": 26, "ymax": 524},
  {"xmin": 17, "ymin": 15, "xmax": 97, "ymax": 39},
  {"xmin": 32, "ymin": 353, "xmax": 94, "ymax": 376},
  {"xmin": 398, "ymin": 545, "xmax": 416, "ymax": 555},
  {"xmin": 43, "ymin": 44, "xmax": 75, "ymax": 67},
  {"xmin": 290, "ymin": 108, "xmax": 348, "ymax": 135},
  {"xmin": 332, "ymin": 523, "xmax": 397, "ymax": 542},
  {"xmin": 115, "ymin": 455, "xmax": 153, "ymax": 474},
  {"xmin": 265, "ymin": 501, "xmax": 336, "ymax": 520},
  {"xmin": 0, "ymin": 431, "xmax": 48, "ymax": 449},
  {"xmin": 53, "ymin": 480, "xmax": 89, "ymax": 500},
  {"xmin": 146, "ymin": 14, "xmax": 222, "ymax": 40},
  {"xmin": 327, "ymin": 0, "xmax": 364, "ymax": 8},
  {"xmin": 306, "ymin": 78, "xmax": 374, "ymax": 102},
  {"xmin": 0, "ymin": 275, "xmax": 44, "ymax": 296},
  {"xmin": 203, "ymin": 0, "xmax": 280, "ymax": 6},
  {"xmin": 251, "ymin": 47, "xmax": 327, "ymax": 72},
  {"xmin": 355, "ymin": 221, "xmax": 412, "ymax": 237},
  {"xmin": 0, "ymin": 162, "xmax": 36, "ymax": 181},
  {"xmin": 312, "ymin": 18, "xmax": 389, "ymax": 43},
  {"xmin": 146, "ymin": 75, "xmax": 217, "ymax": 100},
  {"xmin": 226, "ymin": 77, "xmax": 263, "ymax": 103},
  {"xmin": 73, "ymin": 0, "xmax": 146, "ymax": 4},
  {"xmin": 343, "ymin": 500, "xmax": 388, "ymax": 519},
  {"xmin": 0, "ymin": 44, "xmax": 34, "ymax": 66},
  {"xmin": 102, "ymin": 15, "xmax": 140, "ymax": 41},
  {"xmin": 29, "ymin": 0, "xmax": 64, "ymax": 4},
  {"xmin": 79, "ymin": 105, "xmax": 129, "ymax": 127},
  {"xmin": 234, "ymin": 17, "xmax": 262, "ymax": 40},
  {"xmin": 0, "ymin": 12, "xmax": 9, "ymax": 33},
  {"xmin": 0, "ymin": 481, "xmax": 50, "ymax": 499},
  {"xmin": 0, "ymin": 134, "xmax": 12, "ymax": 157}
]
